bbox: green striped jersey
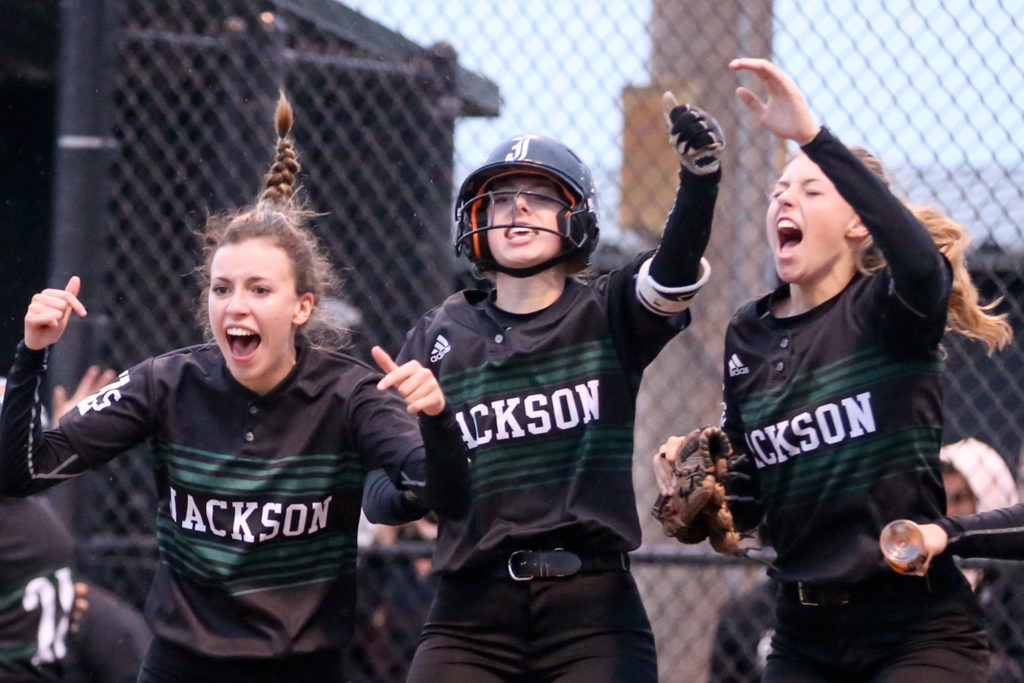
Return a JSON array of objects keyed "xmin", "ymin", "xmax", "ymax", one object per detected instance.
[
  {"xmin": 398, "ymin": 253, "xmax": 689, "ymax": 573},
  {"xmin": 33, "ymin": 342, "xmax": 428, "ymax": 658},
  {"xmin": 723, "ymin": 272, "xmax": 948, "ymax": 585}
]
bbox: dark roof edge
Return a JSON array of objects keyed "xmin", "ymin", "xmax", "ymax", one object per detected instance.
[{"xmin": 275, "ymin": 0, "xmax": 499, "ymax": 117}]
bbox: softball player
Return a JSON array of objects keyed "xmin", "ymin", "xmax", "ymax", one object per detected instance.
[
  {"xmin": 0, "ymin": 496, "xmax": 75, "ymax": 682},
  {"xmin": 0, "ymin": 372, "xmax": 121, "ymax": 682},
  {"xmin": 706, "ymin": 58, "xmax": 1012, "ymax": 681},
  {"xmin": 0, "ymin": 94, "xmax": 468, "ymax": 682},
  {"xmin": 365, "ymin": 98, "xmax": 725, "ymax": 681}
]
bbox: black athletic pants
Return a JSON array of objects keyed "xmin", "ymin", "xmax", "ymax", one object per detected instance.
[
  {"xmin": 137, "ymin": 637, "xmax": 346, "ymax": 683},
  {"xmin": 406, "ymin": 569, "xmax": 658, "ymax": 682},
  {"xmin": 764, "ymin": 562, "xmax": 989, "ymax": 682}
]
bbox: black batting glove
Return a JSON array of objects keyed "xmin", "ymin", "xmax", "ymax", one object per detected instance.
[{"xmin": 662, "ymin": 92, "xmax": 725, "ymax": 175}]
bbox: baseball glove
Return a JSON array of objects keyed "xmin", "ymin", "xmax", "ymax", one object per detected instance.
[{"xmin": 652, "ymin": 426, "xmax": 741, "ymax": 554}]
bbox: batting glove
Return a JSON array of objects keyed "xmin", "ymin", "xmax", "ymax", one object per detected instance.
[{"xmin": 663, "ymin": 93, "xmax": 725, "ymax": 175}]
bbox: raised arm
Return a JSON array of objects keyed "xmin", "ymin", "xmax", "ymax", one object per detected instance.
[
  {"xmin": 2, "ymin": 278, "xmax": 89, "ymax": 495},
  {"xmin": 731, "ymin": 57, "xmax": 947, "ymax": 317},
  {"xmin": 0, "ymin": 343, "xmax": 84, "ymax": 495},
  {"xmin": 2, "ymin": 278, "xmax": 158, "ymax": 496},
  {"xmin": 635, "ymin": 95, "xmax": 722, "ymax": 316}
]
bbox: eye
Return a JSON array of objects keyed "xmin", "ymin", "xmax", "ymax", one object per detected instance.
[
  {"xmin": 491, "ymin": 192, "xmax": 514, "ymax": 207},
  {"xmin": 211, "ymin": 284, "xmax": 230, "ymax": 296},
  {"xmin": 529, "ymin": 193, "xmax": 564, "ymax": 211},
  {"xmin": 252, "ymin": 285, "xmax": 271, "ymax": 296}
]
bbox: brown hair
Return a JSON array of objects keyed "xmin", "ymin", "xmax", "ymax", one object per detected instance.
[
  {"xmin": 847, "ymin": 147, "xmax": 1012, "ymax": 355},
  {"xmin": 196, "ymin": 92, "xmax": 344, "ymax": 347}
]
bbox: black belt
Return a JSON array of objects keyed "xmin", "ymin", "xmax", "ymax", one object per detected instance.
[
  {"xmin": 486, "ymin": 549, "xmax": 630, "ymax": 581},
  {"xmin": 782, "ymin": 565, "xmax": 959, "ymax": 608},
  {"xmin": 785, "ymin": 582, "xmax": 851, "ymax": 607}
]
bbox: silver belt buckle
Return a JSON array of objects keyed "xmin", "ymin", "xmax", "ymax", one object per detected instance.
[
  {"xmin": 507, "ymin": 550, "xmax": 534, "ymax": 581},
  {"xmin": 797, "ymin": 582, "xmax": 820, "ymax": 606},
  {"xmin": 797, "ymin": 582, "xmax": 848, "ymax": 607}
]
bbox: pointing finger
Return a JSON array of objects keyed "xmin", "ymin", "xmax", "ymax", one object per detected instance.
[
  {"xmin": 371, "ymin": 345, "xmax": 398, "ymax": 374},
  {"xmin": 63, "ymin": 276, "xmax": 88, "ymax": 317},
  {"xmin": 661, "ymin": 91, "xmax": 680, "ymax": 126}
]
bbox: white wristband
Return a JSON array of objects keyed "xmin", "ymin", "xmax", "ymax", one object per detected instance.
[{"xmin": 635, "ymin": 256, "xmax": 711, "ymax": 315}]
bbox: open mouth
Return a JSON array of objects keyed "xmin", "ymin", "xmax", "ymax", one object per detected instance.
[
  {"xmin": 777, "ymin": 218, "xmax": 803, "ymax": 253},
  {"xmin": 226, "ymin": 327, "xmax": 261, "ymax": 358},
  {"xmin": 505, "ymin": 226, "xmax": 538, "ymax": 238},
  {"xmin": 503, "ymin": 225, "xmax": 540, "ymax": 244}
]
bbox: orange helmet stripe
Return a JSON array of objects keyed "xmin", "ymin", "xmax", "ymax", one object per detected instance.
[{"xmin": 470, "ymin": 191, "xmax": 485, "ymax": 258}]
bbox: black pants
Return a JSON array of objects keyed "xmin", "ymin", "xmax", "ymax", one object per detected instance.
[
  {"xmin": 406, "ymin": 570, "xmax": 657, "ymax": 682},
  {"xmin": 764, "ymin": 564, "xmax": 989, "ymax": 682},
  {"xmin": 137, "ymin": 637, "xmax": 346, "ymax": 683}
]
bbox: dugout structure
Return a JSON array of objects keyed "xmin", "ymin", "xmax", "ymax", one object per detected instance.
[{"xmin": 1, "ymin": 0, "xmax": 499, "ymax": 609}]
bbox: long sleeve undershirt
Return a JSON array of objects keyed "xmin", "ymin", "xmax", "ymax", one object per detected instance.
[
  {"xmin": 938, "ymin": 504, "xmax": 1024, "ymax": 560},
  {"xmin": 801, "ymin": 127, "xmax": 950, "ymax": 318},
  {"xmin": 648, "ymin": 168, "xmax": 720, "ymax": 287}
]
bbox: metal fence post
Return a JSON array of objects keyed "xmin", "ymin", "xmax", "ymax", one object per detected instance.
[{"xmin": 48, "ymin": 0, "xmax": 118, "ymax": 521}]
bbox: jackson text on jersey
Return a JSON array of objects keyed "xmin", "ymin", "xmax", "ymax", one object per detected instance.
[
  {"xmin": 742, "ymin": 391, "xmax": 877, "ymax": 468},
  {"xmin": 167, "ymin": 486, "xmax": 333, "ymax": 543},
  {"xmin": 452, "ymin": 379, "xmax": 600, "ymax": 449}
]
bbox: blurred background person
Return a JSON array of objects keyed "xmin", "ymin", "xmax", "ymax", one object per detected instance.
[
  {"xmin": 940, "ymin": 438, "xmax": 1024, "ymax": 682},
  {"xmin": 707, "ymin": 576, "xmax": 777, "ymax": 683},
  {"xmin": 351, "ymin": 514, "xmax": 438, "ymax": 683},
  {"xmin": 1, "ymin": 370, "xmax": 151, "ymax": 683}
]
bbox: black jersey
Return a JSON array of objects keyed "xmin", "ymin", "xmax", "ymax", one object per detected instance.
[
  {"xmin": 0, "ymin": 340, "xmax": 463, "ymax": 658},
  {"xmin": 723, "ymin": 127, "xmax": 952, "ymax": 586},
  {"xmin": 397, "ymin": 252, "xmax": 688, "ymax": 573},
  {"xmin": 0, "ymin": 497, "xmax": 75, "ymax": 682}
]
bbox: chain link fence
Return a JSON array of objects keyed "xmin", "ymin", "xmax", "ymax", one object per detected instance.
[{"xmin": 11, "ymin": 0, "xmax": 1023, "ymax": 681}]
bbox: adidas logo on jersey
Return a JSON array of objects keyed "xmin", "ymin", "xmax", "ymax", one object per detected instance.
[
  {"xmin": 728, "ymin": 353, "xmax": 750, "ymax": 377},
  {"xmin": 430, "ymin": 334, "xmax": 451, "ymax": 363}
]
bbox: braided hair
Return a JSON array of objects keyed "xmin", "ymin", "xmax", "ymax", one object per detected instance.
[{"xmin": 196, "ymin": 92, "xmax": 344, "ymax": 348}]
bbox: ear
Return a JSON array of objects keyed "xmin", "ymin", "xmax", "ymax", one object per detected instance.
[
  {"xmin": 293, "ymin": 292, "xmax": 315, "ymax": 327},
  {"xmin": 845, "ymin": 215, "xmax": 869, "ymax": 241}
]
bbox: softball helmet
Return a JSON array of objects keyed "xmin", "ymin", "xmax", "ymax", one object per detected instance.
[{"xmin": 454, "ymin": 134, "xmax": 599, "ymax": 277}]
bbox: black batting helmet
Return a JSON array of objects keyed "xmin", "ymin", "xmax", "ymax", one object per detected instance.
[{"xmin": 454, "ymin": 134, "xmax": 599, "ymax": 277}]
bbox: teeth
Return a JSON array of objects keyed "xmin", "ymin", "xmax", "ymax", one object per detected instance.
[
  {"xmin": 777, "ymin": 218, "xmax": 797, "ymax": 230},
  {"xmin": 227, "ymin": 327, "xmax": 255, "ymax": 337}
]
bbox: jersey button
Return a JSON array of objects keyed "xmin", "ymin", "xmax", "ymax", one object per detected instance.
[
  {"xmin": 244, "ymin": 431, "xmax": 255, "ymax": 442},
  {"xmin": 774, "ymin": 361, "xmax": 785, "ymax": 372},
  {"xmin": 779, "ymin": 337, "xmax": 790, "ymax": 349},
  {"xmin": 494, "ymin": 334, "xmax": 504, "ymax": 343},
  {"xmin": 249, "ymin": 405, "xmax": 259, "ymax": 415}
]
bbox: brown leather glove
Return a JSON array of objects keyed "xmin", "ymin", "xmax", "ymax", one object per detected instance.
[{"xmin": 652, "ymin": 426, "xmax": 741, "ymax": 554}]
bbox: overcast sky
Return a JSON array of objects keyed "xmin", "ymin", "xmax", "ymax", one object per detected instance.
[{"xmin": 340, "ymin": 0, "xmax": 1024, "ymax": 242}]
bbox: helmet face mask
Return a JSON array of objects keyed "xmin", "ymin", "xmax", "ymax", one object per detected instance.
[{"xmin": 455, "ymin": 134, "xmax": 599, "ymax": 278}]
